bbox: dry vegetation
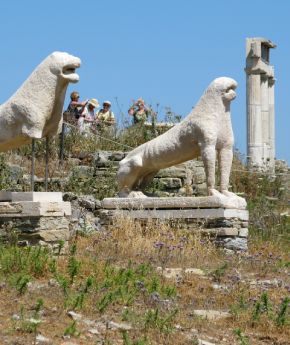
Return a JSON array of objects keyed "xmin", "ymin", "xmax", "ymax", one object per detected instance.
[
  {"xmin": 0, "ymin": 217, "xmax": 289, "ymax": 345},
  {"xmin": 0, "ymin": 127, "xmax": 289, "ymax": 344}
]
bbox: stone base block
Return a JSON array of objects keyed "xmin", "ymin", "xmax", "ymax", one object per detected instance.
[
  {"xmin": 0, "ymin": 191, "xmax": 63, "ymax": 202},
  {"xmin": 0, "ymin": 200, "xmax": 71, "ymax": 247},
  {"xmin": 0, "ymin": 201, "xmax": 71, "ymax": 217},
  {"xmin": 102, "ymin": 195, "xmax": 247, "ymax": 210},
  {"xmin": 99, "ymin": 197, "xmax": 249, "ymax": 251},
  {"xmin": 98, "ymin": 208, "xmax": 248, "ymax": 221}
]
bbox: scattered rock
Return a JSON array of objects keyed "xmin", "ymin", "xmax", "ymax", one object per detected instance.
[
  {"xmin": 218, "ymin": 237, "xmax": 248, "ymax": 251},
  {"xmin": 184, "ymin": 268, "xmax": 206, "ymax": 276},
  {"xmin": 247, "ymin": 278, "xmax": 282, "ymax": 288},
  {"xmin": 12, "ymin": 314, "xmax": 20, "ymax": 320},
  {"xmin": 48, "ymin": 279, "xmax": 59, "ymax": 287},
  {"xmin": 107, "ymin": 321, "xmax": 132, "ymax": 331},
  {"xmin": 156, "ymin": 267, "xmax": 206, "ymax": 279},
  {"xmin": 67, "ymin": 311, "xmax": 83, "ymax": 321},
  {"xmin": 198, "ymin": 339, "xmax": 216, "ymax": 345},
  {"xmin": 88, "ymin": 328, "xmax": 100, "ymax": 335},
  {"xmin": 212, "ymin": 283, "xmax": 229, "ymax": 291},
  {"xmin": 82, "ymin": 318, "xmax": 96, "ymax": 327},
  {"xmin": 27, "ymin": 281, "xmax": 47, "ymax": 291},
  {"xmin": 156, "ymin": 267, "xmax": 183, "ymax": 279},
  {"xmin": 36, "ymin": 334, "xmax": 51, "ymax": 343},
  {"xmin": 192, "ymin": 310, "xmax": 230, "ymax": 320}
]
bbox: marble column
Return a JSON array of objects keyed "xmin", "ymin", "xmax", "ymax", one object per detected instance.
[
  {"xmin": 261, "ymin": 74, "xmax": 269, "ymax": 164},
  {"xmin": 247, "ymin": 73, "xmax": 263, "ymax": 167},
  {"xmin": 245, "ymin": 38, "xmax": 276, "ymax": 171},
  {"xmin": 268, "ymin": 77, "xmax": 275, "ymax": 169}
]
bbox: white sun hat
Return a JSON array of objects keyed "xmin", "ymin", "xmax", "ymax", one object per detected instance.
[{"xmin": 88, "ymin": 98, "xmax": 99, "ymax": 108}]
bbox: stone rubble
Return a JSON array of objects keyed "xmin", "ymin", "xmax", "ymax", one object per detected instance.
[{"xmin": 192, "ymin": 309, "xmax": 230, "ymax": 320}]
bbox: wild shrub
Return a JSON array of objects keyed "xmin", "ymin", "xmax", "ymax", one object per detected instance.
[
  {"xmin": 143, "ymin": 308, "xmax": 178, "ymax": 333},
  {"xmin": 95, "ymin": 262, "xmax": 176, "ymax": 314},
  {"xmin": 0, "ymin": 245, "xmax": 51, "ymax": 278},
  {"xmin": 0, "ymin": 154, "xmax": 16, "ymax": 190}
]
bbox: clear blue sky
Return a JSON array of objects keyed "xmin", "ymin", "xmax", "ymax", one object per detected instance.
[{"xmin": 1, "ymin": 0, "xmax": 289, "ymax": 164}]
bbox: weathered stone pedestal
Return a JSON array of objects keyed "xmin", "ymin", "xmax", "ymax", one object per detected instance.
[
  {"xmin": 99, "ymin": 196, "xmax": 249, "ymax": 251},
  {"xmin": 0, "ymin": 192, "xmax": 71, "ymax": 249}
]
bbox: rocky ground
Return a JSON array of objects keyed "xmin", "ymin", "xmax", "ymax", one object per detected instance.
[{"xmin": 0, "ymin": 215, "xmax": 289, "ymax": 345}]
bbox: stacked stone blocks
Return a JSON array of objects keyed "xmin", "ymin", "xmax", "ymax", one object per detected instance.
[{"xmin": 0, "ymin": 192, "xmax": 71, "ymax": 247}]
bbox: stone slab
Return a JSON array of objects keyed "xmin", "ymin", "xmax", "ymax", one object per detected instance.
[
  {"xmin": 0, "ymin": 192, "xmax": 63, "ymax": 202},
  {"xmin": 104, "ymin": 208, "xmax": 249, "ymax": 221},
  {"xmin": 22, "ymin": 229, "xmax": 70, "ymax": 242},
  {"xmin": 0, "ymin": 201, "xmax": 71, "ymax": 217},
  {"xmin": 239, "ymin": 228, "xmax": 249, "ymax": 237},
  {"xmin": 102, "ymin": 195, "xmax": 247, "ymax": 210},
  {"xmin": 0, "ymin": 216, "xmax": 70, "ymax": 233}
]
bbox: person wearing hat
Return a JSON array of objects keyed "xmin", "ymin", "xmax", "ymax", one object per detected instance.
[
  {"xmin": 78, "ymin": 98, "xmax": 99, "ymax": 133},
  {"xmin": 128, "ymin": 98, "xmax": 151, "ymax": 124},
  {"xmin": 65, "ymin": 91, "xmax": 88, "ymax": 123},
  {"xmin": 96, "ymin": 101, "xmax": 115, "ymax": 126}
]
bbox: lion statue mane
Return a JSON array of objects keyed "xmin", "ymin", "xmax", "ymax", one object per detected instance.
[
  {"xmin": 118, "ymin": 77, "xmax": 243, "ymax": 203},
  {"xmin": 0, "ymin": 51, "xmax": 81, "ymax": 151}
]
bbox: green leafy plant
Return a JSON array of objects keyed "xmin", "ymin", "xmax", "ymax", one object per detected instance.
[
  {"xmin": 144, "ymin": 308, "xmax": 178, "ymax": 333},
  {"xmin": 72, "ymin": 276, "xmax": 94, "ymax": 309},
  {"xmin": 64, "ymin": 320, "xmax": 80, "ymax": 336},
  {"xmin": 67, "ymin": 243, "xmax": 81, "ymax": 284},
  {"xmin": 121, "ymin": 331, "xmax": 150, "ymax": 345},
  {"xmin": 15, "ymin": 274, "xmax": 30, "ymax": 294},
  {"xmin": 233, "ymin": 328, "xmax": 250, "ymax": 345},
  {"xmin": 276, "ymin": 297, "xmax": 290, "ymax": 326},
  {"xmin": 211, "ymin": 262, "xmax": 228, "ymax": 283}
]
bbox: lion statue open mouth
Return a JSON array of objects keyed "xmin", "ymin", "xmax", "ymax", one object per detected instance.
[
  {"xmin": 118, "ymin": 77, "xmax": 244, "ymax": 204},
  {"xmin": 0, "ymin": 51, "xmax": 81, "ymax": 151}
]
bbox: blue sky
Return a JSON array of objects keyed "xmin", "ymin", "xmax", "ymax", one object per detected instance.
[{"xmin": 1, "ymin": 0, "xmax": 289, "ymax": 164}]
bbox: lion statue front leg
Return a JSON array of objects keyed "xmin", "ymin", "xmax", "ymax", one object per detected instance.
[{"xmin": 201, "ymin": 143, "xmax": 220, "ymax": 196}]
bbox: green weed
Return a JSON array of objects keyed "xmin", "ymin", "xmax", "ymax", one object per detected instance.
[
  {"xmin": 233, "ymin": 328, "xmax": 250, "ymax": 345},
  {"xmin": 15, "ymin": 274, "xmax": 30, "ymax": 294},
  {"xmin": 211, "ymin": 263, "xmax": 228, "ymax": 283},
  {"xmin": 64, "ymin": 320, "xmax": 80, "ymax": 336},
  {"xmin": 144, "ymin": 308, "xmax": 178, "ymax": 333},
  {"xmin": 276, "ymin": 297, "xmax": 290, "ymax": 326}
]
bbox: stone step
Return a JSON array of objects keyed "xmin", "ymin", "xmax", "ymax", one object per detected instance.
[
  {"xmin": 99, "ymin": 208, "xmax": 249, "ymax": 221},
  {"xmin": 0, "ymin": 201, "xmax": 71, "ymax": 217},
  {"xmin": 0, "ymin": 192, "xmax": 63, "ymax": 202},
  {"xmin": 102, "ymin": 195, "xmax": 247, "ymax": 210}
]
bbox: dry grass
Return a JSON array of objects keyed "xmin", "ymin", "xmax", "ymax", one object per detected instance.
[{"xmin": 0, "ymin": 217, "xmax": 289, "ymax": 345}]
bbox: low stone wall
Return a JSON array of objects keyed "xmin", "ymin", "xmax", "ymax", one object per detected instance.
[
  {"xmin": 7, "ymin": 150, "xmax": 207, "ymax": 197},
  {"xmin": 71, "ymin": 151, "xmax": 207, "ymax": 197}
]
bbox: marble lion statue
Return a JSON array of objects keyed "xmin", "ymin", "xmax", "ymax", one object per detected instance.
[
  {"xmin": 118, "ymin": 77, "xmax": 240, "ymax": 199},
  {"xmin": 0, "ymin": 51, "xmax": 81, "ymax": 151}
]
